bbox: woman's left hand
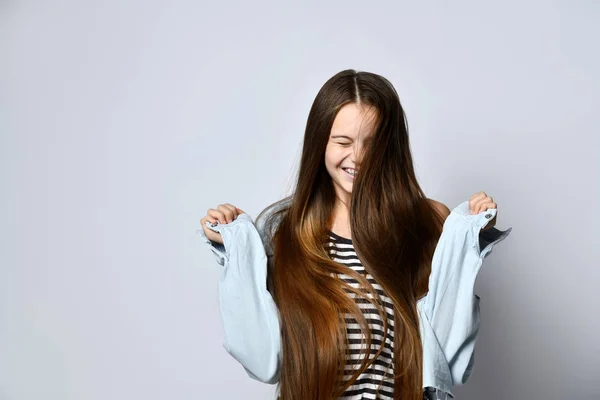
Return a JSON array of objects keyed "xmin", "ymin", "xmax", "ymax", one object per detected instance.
[{"xmin": 469, "ymin": 191, "xmax": 497, "ymax": 230}]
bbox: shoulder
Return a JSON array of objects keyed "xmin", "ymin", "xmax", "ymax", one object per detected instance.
[
  {"xmin": 255, "ymin": 195, "xmax": 293, "ymax": 256},
  {"xmin": 427, "ymin": 198, "xmax": 451, "ymax": 222}
]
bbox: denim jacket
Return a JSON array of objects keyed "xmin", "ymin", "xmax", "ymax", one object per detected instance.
[{"xmin": 196, "ymin": 198, "xmax": 512, "ymax": 397}]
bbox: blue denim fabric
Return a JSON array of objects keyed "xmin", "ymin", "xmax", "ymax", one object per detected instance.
[{"xmin": 197, "ymin": 199, "xmax": 512, "ymax": 397}]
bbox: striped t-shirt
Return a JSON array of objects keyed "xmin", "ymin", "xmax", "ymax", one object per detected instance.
[
  {"xmin": 327, "ymin": 230, "xmax": 451, "ymax": 400},
  {"xmin": 327, "ymin": 230, "xmax": 396, "ymax": 399}
]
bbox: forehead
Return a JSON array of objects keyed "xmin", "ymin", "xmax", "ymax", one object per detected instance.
[{"xmin": 330, "ymin": 103, "xmax": 378, "ymax": 139}]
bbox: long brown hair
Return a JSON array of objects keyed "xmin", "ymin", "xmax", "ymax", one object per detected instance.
[{"xmin": 255, "ymin": 69, "xmax": 446, "ymax": 400}]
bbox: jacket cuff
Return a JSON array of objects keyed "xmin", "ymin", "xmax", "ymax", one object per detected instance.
[
  {"xmin": 478, "ymin": 226, "xmax": 512, "ymax": 258},
  {"xmin": 196, "ymin": 223, "xmax": 228, "ymax": 265}
]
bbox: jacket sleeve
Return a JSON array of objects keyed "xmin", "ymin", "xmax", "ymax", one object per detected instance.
[
  {"xmin": 423, "ymin": 201, "xmax": 512, "ymax": 386},
  {"xmin": 196, "ymin": 215, "xmax": 282, "ymax": 384},
  {"xmin": 196, "ymin": 228, "xmax": 228, "ymax": 266}
]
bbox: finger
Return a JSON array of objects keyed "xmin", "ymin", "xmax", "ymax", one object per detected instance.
[
  {"xmin": 469, "ymin": 192, "xmax": 483, "ymax": 214},
  {"xmin": 221, "ymin": 203, "xmax": 239, "ymax": 218},
  {"xmin": 476, "ymin": 197, "xmax": 491, "ymax": 213},
  {"xmin": 470, "ymin": 193, "xmax": 490, "ymax": 214},
  {"xmin": 220, "ymin": 203, "xmax": 237, "ymax": 223},
  {"xmin": 485, "ymin": 201, "xmax": 497, "ymax": 213},
  {"xmin": 236, "ymin": 207, "xmax": 245, "ymax": 214},
  {"xmin": 202, "ymin": 211, "xmax": 216, "ymax": 224},
  {"xmin": 478, "ymin": 199, "xmax": 496, "ymax": 214},
  {"xmin": 478, "ymin": 200, "xmax": 487, "ymax": 214},
  {"xmin": 483, "ymin": 196, "xmax": 496, "ymax": 213},
  {"xmin": 217, "ymin": 204, "xmax": 236, "ymax": 223},
  {"xmin": 202, "ymin": 215, "xmax": 219, "ymax": 228},
  {"xmin": 469, "ymin": 193, "xmax": 484, "ymax": 214},
  {"xmin": 207, "ymin": 209, "xmax": 226, "ymax": 224},
  {"xmin": 470, "ymin": 191, "xmax": 486, "ymax": 201}
]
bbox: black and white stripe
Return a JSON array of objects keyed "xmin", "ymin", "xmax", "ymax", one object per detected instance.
[
  {"xmin": 328, "ymin": 230, "xmax": 396, "ymax": 400},
  {"xmin": 326, "ymin": 231, "xmax": 453, "ymax": 400}
]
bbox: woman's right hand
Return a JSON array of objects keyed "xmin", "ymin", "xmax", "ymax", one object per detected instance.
[{"xmin": 200, "ymin": 203, "xmax": 246, "ymax": 245}]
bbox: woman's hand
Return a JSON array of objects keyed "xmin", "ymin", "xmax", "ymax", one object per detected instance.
[
  {"xmin": 469, "ymin": 192, "xmax": 497, "ymax": 231},
  {"xmin": 200, "ymin": 203, "xmax": 246, "ymax": 245}
]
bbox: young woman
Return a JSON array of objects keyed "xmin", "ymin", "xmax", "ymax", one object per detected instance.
[{"xmin": 199, "ymin": 69, "xmax": 510, "ymax": 400}]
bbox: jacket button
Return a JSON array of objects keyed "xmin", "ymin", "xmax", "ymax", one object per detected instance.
[{"xmin": 485, "ymin": 213, "xmax": 492, "ymax": 219}]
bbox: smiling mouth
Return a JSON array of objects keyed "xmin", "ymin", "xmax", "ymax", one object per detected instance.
[{"xmin": 342, "ymin": 168, "xmax": 357, "ymax": 177}]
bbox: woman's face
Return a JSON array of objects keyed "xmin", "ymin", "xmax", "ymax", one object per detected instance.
[{"xmin": 325, "ymin": 103, "xmax": 378, "ymax": 206}]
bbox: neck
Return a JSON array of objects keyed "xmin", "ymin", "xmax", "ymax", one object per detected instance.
[{"xmin": 331, "ymin": 196, "xmax": 351, "ymax": 237}]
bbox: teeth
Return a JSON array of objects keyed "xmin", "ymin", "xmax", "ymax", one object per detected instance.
[{"xmin": 344, "ymin": 168, "xmax": 356, "ymax": 176}]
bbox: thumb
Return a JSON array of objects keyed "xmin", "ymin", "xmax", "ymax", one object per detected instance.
[{"xmin": 236, "ymin": 207, "xmax": 246, "ymax": 215}]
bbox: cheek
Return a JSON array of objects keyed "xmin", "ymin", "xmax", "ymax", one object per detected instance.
[
  {"xmin": 324, "ymin": 151, "xmax": 342, "ymax": 178},
  {"xmin": 324, "ymin": 148, "xmax": 334, "ymax": 168},
  {"xmin": 325, "ymin": 147, "xmax": 343, "ymax": 166}
]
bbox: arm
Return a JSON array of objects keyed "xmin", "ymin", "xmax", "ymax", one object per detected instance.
[
  {"xmin": 197, "ymin": 214, "xmax": 282, "ymax": 384},
  {"xmin": 424, "ymin": 200, "xmax": 512, "ymax": 385}
]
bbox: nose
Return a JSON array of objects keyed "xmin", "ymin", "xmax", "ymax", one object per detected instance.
[{"xmin": 351, "ymin": 142, "xmax": 365, "ymax": 165}]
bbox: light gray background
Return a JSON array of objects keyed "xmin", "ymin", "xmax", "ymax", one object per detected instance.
[{"xmin": 1, "ymin": 1, "xmax": 598, "ymax": 399}]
